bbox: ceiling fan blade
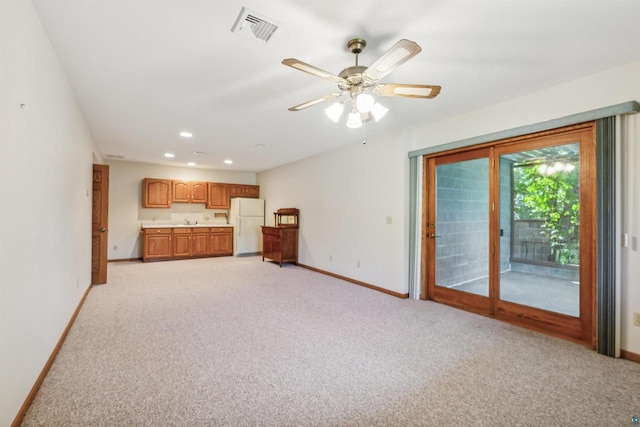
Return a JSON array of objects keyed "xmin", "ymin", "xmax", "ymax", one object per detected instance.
[
  {"xmin": 282, "ymin": 58, "xmax": 346, "ymax": 84},
  {"xmin": 362, "ymin": 39, "xmax": 422, "ymax": 82},
  {"xmin": 374, "ymin": 84, "xmax": 441, "ymax": 99},
  {"xmin": 288, "ymin": 92, "xmax": 344, "ymax": 111}
]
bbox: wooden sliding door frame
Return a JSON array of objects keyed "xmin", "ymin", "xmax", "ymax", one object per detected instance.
[{"xmin": 421, "ymin": 122, "xmax": 597, "ymax": 347}]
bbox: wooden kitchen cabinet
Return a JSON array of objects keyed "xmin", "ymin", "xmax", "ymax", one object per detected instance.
[
  {"xmin": 207, "ymin": 183, "xmax": 230, "ymax": 209},
  {"xmin": 192, "ymin": 227, "xmax": 210, "ymax": 256},
  {"xmin": 143, "ymin": 226, "xmax": 233, "ymax": 261},
  {"xmin": 228, "ymin": 184, "xmax": 260, "ymax": 199},
  {"xmin": 172, "ymin": 180, "xmax": 207, "ymax": 204},
  {"xmin": 142, "ymin": 178, "xmax": 258, "ymax": 209},
  {"xmin": 143, "ymin": 228, "xmax": 173, "ymax": 260},
  {"xmin": 172, "ymin": 227, "xmax": 211, "ymax": 258},
  {"xmin": 210, "ymin": 227, "xmax": 233, "ymax": 256},
  {"xmin": 172, "ymin": 228, "xmax": 192, "ymax": 258},
  {"xmin": 244, "ymin": 185, "xmax": 259, "ymax": 198},
  {"xmin": 143, "ymin": 178, "xmax": 172, "ymax": 208}
]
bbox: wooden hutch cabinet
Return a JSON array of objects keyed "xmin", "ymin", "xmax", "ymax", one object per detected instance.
[{"xmin": 261, "ymin": 208, "xmax": 299, "ymax": 267}]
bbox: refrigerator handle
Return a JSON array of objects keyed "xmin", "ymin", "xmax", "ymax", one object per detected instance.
[{"xmin": 237, "ymin": 218, "xmax": 240, "ymax": 236}]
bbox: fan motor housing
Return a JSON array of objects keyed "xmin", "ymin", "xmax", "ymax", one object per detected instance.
[{"xmin": 338, "ymin": 65, "xmax": 375, "ymax": 92}]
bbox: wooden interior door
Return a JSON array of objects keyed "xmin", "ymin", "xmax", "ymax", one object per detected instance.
[{"xmin": 92, "ymin": 164, "xmax": 109, "ymax": 284}]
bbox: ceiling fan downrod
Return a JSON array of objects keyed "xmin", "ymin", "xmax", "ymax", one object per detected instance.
[{"xmin": 347, "ymin": 38, "xmax": 366, "ymax": 66}]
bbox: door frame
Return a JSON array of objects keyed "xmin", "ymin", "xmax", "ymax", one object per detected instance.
[{"xmin": 421, "ymin": 122, "xmax": 597, "ymax": 347}]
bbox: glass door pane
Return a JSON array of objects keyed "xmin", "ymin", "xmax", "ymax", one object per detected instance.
[
  {"xmin": 435, "ymin": 157, "xmax": 490, "ymax": 297},
  {"xmin": 498, "ymin": 142, "xmax": 580, "ymax": 317}
]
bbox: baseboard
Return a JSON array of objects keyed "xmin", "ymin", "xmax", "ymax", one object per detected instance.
[
  {"xmin": 11, "ymin": 283, "xmax": 92, "ymax": 427},
  {"xmin": 297, "ymin": 263, "xmax": 409, "ymax": 299},
  {"xmin": 620, "ymin": 349, "xmax": 640, "ymax": 363},
  {"xmin": 108, "ymin": 257, "xmax": 143, "ymax": 262}
]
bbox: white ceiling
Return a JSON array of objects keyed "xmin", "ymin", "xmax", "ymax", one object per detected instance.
[{"xmin": 33, "ymin": 0, "xmax": 640, "ymax": 172}]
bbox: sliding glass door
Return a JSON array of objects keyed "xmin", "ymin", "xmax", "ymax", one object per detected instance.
[
  {"xmin": 425, "ymin": 148, "xmax": 492, "ymax": 315},
  {"xmin": 423, "ymin": 124, "xmax": 596, "ymax": 346}
]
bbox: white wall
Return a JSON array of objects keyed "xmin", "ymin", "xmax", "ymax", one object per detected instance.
[
  {"xmin": 106, "ymin": 160, "xmax": 256, "ymax": 260},
  {"xmin": 258, "ymin": 130, "xmax": 412, "ymax": 295},
  {"xmin": 0, "ymin": 2, "xmax": 101, "ymax": 425},
  {"xmin": 259, "ymin": 61, "xmax": 640, "ymax": 354}
]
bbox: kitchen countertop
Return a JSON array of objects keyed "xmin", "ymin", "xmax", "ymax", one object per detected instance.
[{"xmin": 141, "ymin": 223, "xmax": 232, "ymax": 229}]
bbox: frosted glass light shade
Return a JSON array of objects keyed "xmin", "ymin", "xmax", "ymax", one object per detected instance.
[
  {"xmin": 324, "ymin": 102, "xmax": 344, "ymax": 123},
  {"xmin": 346, "ymin": 111, "xmax": 363, "ymax": 128},
  {"xmin": 370, "ymin": 102, "xmax": 389, "ymax": 121},
  {"xmin": 355, "ymin": 93, "xmax": 375, "ymax": 113}
]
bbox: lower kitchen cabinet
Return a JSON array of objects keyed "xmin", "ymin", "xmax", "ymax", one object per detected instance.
[
  {"xmin": 142, "ymin": 226, "xmax": 233, "ymax": 261},
  {"xmin": 210, "ymin": 227, "xmax": 233, "ymax": 256},
  {"xmin": 172, "ymin": 228, "xmax": 193, "ymax": 258},
  {"xmin": 192, "ymin": 228, "xmax": 211, "ymax": 256},
  {"xmin": 143, "ymin": 228, "xmax": 173, "ymax": 260},
  {"xmin": 261, "ymin": 226, "xmax": 298, "ymax": 267}
]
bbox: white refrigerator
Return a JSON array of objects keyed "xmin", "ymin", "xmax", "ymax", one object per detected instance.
[{"xmin": 228, "ymin": 198, "xmax": 265, "ymax": 256}]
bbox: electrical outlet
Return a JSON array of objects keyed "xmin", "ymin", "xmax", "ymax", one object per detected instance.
[
  {"xmin": 113, "ymin": 245, "xmax": 118, "ymax": 251},
  {"xmin": 634, "ymin": 312, "xmax": 640, "ymax": 327},
  {"xmin": 357, "ymin": 260, "xmax": 360, "ymax": 268},
  {"xmin": 329, "ymin": 255, "xmax": 332, "ymax": 261}
]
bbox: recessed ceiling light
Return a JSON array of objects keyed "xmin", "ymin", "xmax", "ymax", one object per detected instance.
[
  {"xmin": 164, "ymin": 153, "xmax": 175, "ymax": 158},
  {"xmin": 187, "ymin": 162, "xmax": 196, "ymax": 166},
  {"xmin": 180, "ymin": 131, "xmax": 193, "ymax": 138},
  {"xmin": 224, "ymin": 159, "xmax": 233, "ymax": 165},
  {"xmin": 254, "ymin": 144, "xmax": 266, "ymax": 149}
]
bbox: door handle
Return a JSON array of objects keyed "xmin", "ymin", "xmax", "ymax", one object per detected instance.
[{"xmin": 99, "ymin": 227, "xmax": 106, "ymax": 233}]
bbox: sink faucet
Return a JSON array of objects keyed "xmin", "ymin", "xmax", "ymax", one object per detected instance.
[{"xmin": 184, "ymin": 219, "xmax": 191, "ymax": 225}]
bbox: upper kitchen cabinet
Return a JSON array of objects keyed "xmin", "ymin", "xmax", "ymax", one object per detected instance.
[
  {"xmin": 143, "ymin": 178, "xmax": 172, "ymax": 208},
  {"xmin": 229, "ymin": 184, "xmax": 260, "ymax": 198},
  {"xmin": 207, "ymin": 183, "xmax": 230, "ymax": 209},
  {"xmin": 172, "ymin": 180, "xmax": 207, "ymax": 204}
]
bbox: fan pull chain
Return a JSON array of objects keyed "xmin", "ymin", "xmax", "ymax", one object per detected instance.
[{"xmin": 362, "ymin": 119, "xmax": 367, "ymax": 145}]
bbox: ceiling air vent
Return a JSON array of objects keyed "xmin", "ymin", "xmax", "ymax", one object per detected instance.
[{"xmin": 231, "ymin": 7, "xmax": 279, "ymax": 43}]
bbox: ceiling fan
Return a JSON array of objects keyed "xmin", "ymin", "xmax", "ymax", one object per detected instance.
[{"xmin": 282, "ymin": 38, "xmax": 441, "ymax": 115}]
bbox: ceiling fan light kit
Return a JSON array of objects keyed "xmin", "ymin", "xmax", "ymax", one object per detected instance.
[
  {"xmin": 324, "ymin": 102, "xmax": 345, "ymax": 123},
  {"xmin": 283, "ymin": 37, "xmax": 441, "ymax": 129}
]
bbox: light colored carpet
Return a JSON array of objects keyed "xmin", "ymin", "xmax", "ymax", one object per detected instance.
[{"xmin": 22, "ymin": 256, "xmax": 640, "ymax": 426}]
